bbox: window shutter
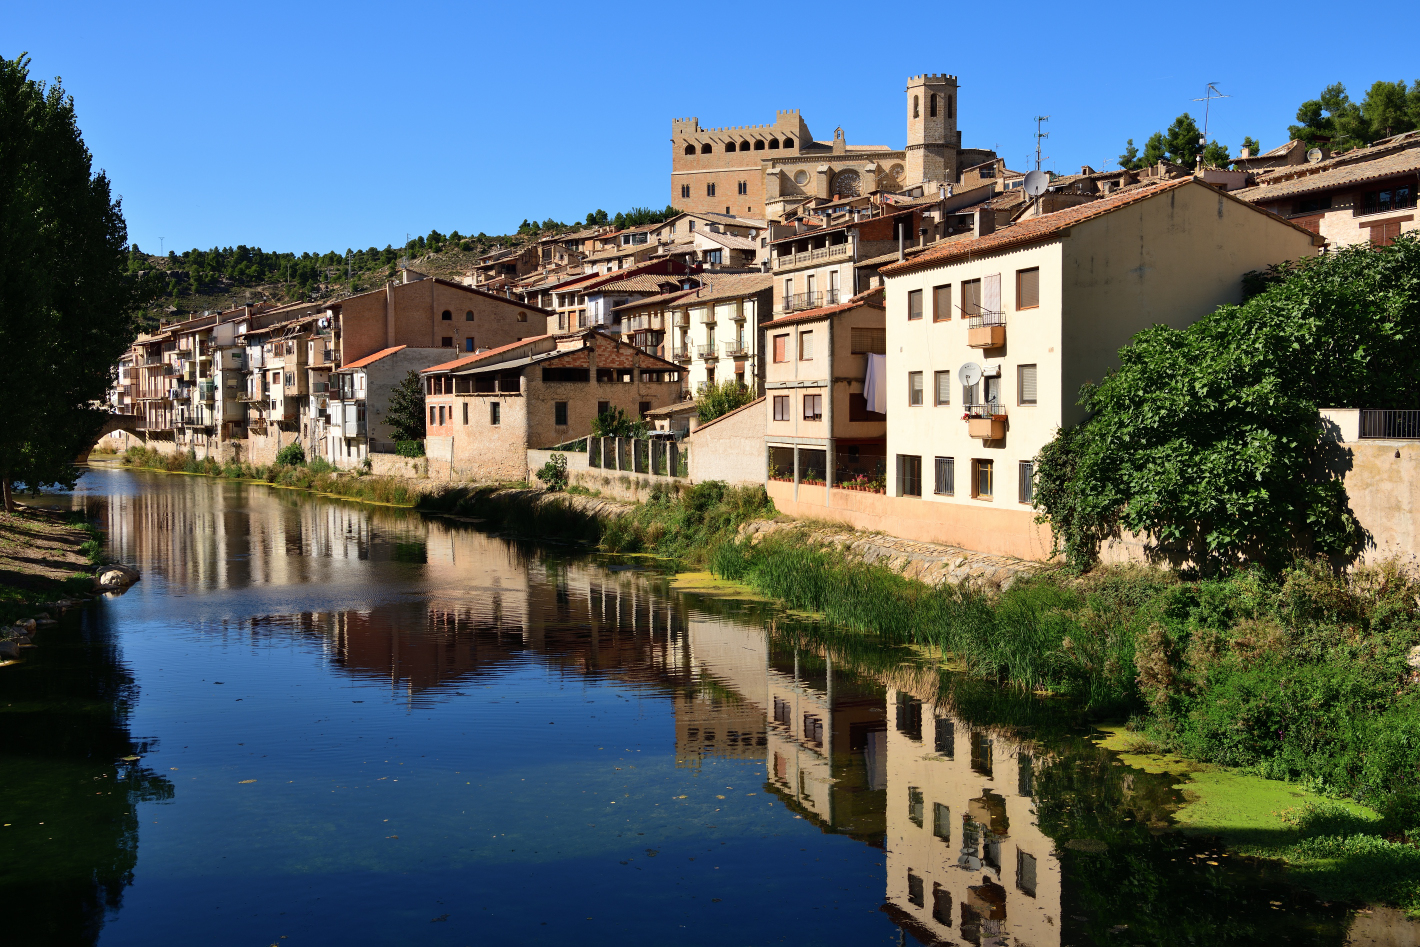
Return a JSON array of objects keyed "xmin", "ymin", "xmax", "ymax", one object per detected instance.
[
  {"xmin": 850, "ymin": 327, "xmax": 886, "ymax": 353},
  {"xmin": 1017, "ymin": 268, "xmax": 1040, "ymax": 309},
  {"xmin": 935, "ymin": 370, "xmax": 951, "ymax": 405},
  {"xmin": 1019, "ymin": 365, "xmax": 1037, "ymax": 404},
  {"xmin": 983, "ymin": 273, "xmax": 1001, "ymax": 313},
  {"xmin": 933, "ymin": 284, "xmax": 951, "ymax": 320},
  {"xmin": 773, "ymin": 335, "xmax": 786, "ymax": 362}
]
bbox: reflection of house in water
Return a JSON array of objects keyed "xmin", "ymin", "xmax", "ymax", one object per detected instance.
[
  {"xmin": 882, "ymin": 688, "xmax": 1059, "ymax": 947},
  {"xmin": 677, "ymin": 616, "xmax": 771, "ymax": 767},
  {"xmin": 762, "ymin": 641, "xmax": 887, "ymax": 843}
]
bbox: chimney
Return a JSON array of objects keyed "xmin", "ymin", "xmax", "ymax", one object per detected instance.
[
  {"xmin": 1240, "ymin": 146, "xmax": 1251, "ymax": 159},
  {"xmin": 918, "ymin": 227, "xmax": 928, "ymax": 248}
]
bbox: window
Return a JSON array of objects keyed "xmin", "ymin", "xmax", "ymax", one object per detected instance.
[
  {"xmin": 680, "ymin": 184, "xmax": 691, "ymax": 199},
  {"xmin": 706, "ymin": 183, "xmax": 716, "ymax": 197},
  {"xmin": 773, "ymin": 334, "xmax": 788, "ymax": 363},
  {"xmin": 908, "ymin": 787, "xmax": 925, "ymax": 827},
  {"xmin": 489, "ymin": 401, "xmax": 500, "ymax": 425},
  {"xmin": 1016, "ymin": 267, "xmax": 1040, "ymax": 309},
  {"xmin": 542, "ymin": 367, "xmax": 590, "ymax": 382},
  {"xmin": 462, "ymin": 402, "xmax": 468, "ymax": 425},
  {"xmin": 441, "ymin": 336, "xmax": 453, "ymax": 347},
  {"xmin": 442, "ymin": 309, "xmax": 452, "ymax": 321},
  {"xmin": 907, "ymin": 288, "xmax": 923, "ymax": 320},
  {"xmin": 1368, "ymin": 218, "xmax": 1406, "ymax": 246},
  {"xmin": 737, "ymin": 180, "xmax": 748, "ymax": 195},
  {"xmin": 907, "ymin": 872, "xmax": 924, "ymax": 909},
  {"xmin": 1361, "ymin": 184, "xmax": 1415, "ymax": 215},
  {"xmin": 913, "ymin": 94, "xmax": 920, "ymax": 119},
  {"xmin": 803, "ymin": 393, "xmax": 822, "ymax": 421},
  {"xmin": 284, "ymin": 372, "xmax": 294, "ymax": 387},
  {"xmin": 799, "ymin": 331, "xmax": 813, "ymax": 361},
  {"xmin": 930, "ymin": 93, "xmax": 938, "ymax": 117},
  {"xmin": 1296, "ymin": 194, "xmax": 1332, "ymax": 214},
  {"xmin": 908, "ymin": 371, "xmax": 923, "ymax": 406},
  {"xmin": 961, "ymin": 278, "xmax": 981, "ymax": 315},
  {"xmin": 1017, "ymin": 850, "xmax": 1038, "ymax": 898},
  {"xmin": 932, "ymin": 885, "xmax": 952, "ymax": 927},
  {"xmin": 554, "ymin": 401, "xmax": 568, "ymax": 426},
  {"xmin": 428, "ymin": 406, "xmax": 436, "ymax": 425},
  {"xmin": 597, "ymin": 400, "xmax": 610, "ymax": 416},
  {"xmin": 897, "ymin": 454, "xmax": 922, "ymax": 496},
  {"xmin": 754, "ymin": 140, "xmax": 765, "ymax": 150},
  {"xmin": 934, "ymin": 716, "xmax": 955, "ymax": 757},
  {"xmin": 1018, "ymin": 364, "xmax": 1037, "ymax": 405},
  {"xmin": 465, "ymin": 310, "xmax": 474, "ymax": 321},
  {"xmin": 947, "ymin": 93, "xmax": 953, "ymax": 119},
  {"xmin": 683, "ymin": 144, "xmax": 695, "ymax": 156},
  {"xmin": 850, "ymin": 327, "xmax": 886, "ymax": 353},
  {"xmin": 464, "ymin": 338, "xmax": 475, "ymax": 352},
  {"xmin": 803, "ymin": 713, "xmax": 824, "ymax": 745},
  {"xmin": 934, "ymin": 456, "xmax": 954, "ymax": 495},
  {"xmin": 782, "ymin": 138, "xmax": 794, "ymax": 149},
  {"xmin": 932, "ymin": 284, "xmax": 951, "ymax": 321},
  {"xmin": 934, "ymin": 370, "xmax": 951, "ymax": 405},
  {"xmin": 933, "ymin": 803, "xmax": 951, "ymax": 842},
  {"xmin": 768, "ymin": 138, "xmax": 780, "ymax": 150},
  {"xmin": 1019, "ymin": 461, "xmax": 1035, "ymax": 504},
  {"xmin": 972, "ymin": 459, "xmax": 994, "ymax": 498},
  {"xmin": 700, "ymin": 143, "xmax": 712, "ymax": 155},
  {"xmin": 705, "ymin": 249, "xmax": 722, "ymax": 264},
  {"xmin": 439, "ymin": 405, "xmax": 447, "ymax": 425}
]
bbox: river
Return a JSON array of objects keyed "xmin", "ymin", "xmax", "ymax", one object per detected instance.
[{"xmin": 0, "ymin": 467, "xmax": 1366, "ymax": 945}]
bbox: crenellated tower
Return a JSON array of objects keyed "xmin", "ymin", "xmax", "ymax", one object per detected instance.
[{"xmin": 905, "ymin": 74, "xmax": 959, "ymax": 185}]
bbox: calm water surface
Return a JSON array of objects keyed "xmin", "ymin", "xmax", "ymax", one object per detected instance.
[{"xmin": 1, "ymin": 467, "xmax": 1361, "ymax": 945}]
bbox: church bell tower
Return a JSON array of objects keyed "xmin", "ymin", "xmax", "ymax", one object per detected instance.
[{"xmin": 905, "ymin": 74, "xmax": 958, "ymax": 185}]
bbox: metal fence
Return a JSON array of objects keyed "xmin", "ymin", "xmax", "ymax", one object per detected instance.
[
  {"xmin": 1360, "ymin": 410, "xmax": 1420, "ymax": 439},
  {"xmin": 587, "ymin": 436, "xmax": 689, "ymax": 478}
]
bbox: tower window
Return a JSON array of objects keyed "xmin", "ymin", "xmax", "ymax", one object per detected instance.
[
  {"xmin": 948, "ymin": 94, "xmax": 954, "ymax": 119},
  {"xmin": 706, "ymin": 183, "xmax": 716, "ymax": 197},
  {"xmin": 913, "ymin": 95, "xmax": 920, "ymax": 119},
  {"xmin": 739, "ymin": 141, "xmax": 751, "ymax": 151},
  {"xmin": 724, "ymin": 142, "xmax": 735, "ymax": 153},
  {"xmin": 782, "ymin": 138, "xmax": 794, "ymax": 149},
  {"xmin": 737, "ymin": 180, "xmax": 748, "ymax": 195},
  {"xmin": 768, "ymin": 139, "xmax": 780, "ymax": 150},
  {"xmin": 681, "ymin": 184, "xmax": 691, "ymax": 198},
  {"xmin": 701, "ymin": 143, "xmax": 712, "ymax": 154},
  {"xmin": 930, "ymin": 93, "xmax": 938, "ymax": 117},
  {"xmin": 465, "ymin": 310, "xmax": 474, "ymax": 321},
  {"xmin": 441, "ymin": 310, "xmax": 452, "ymax": 321},
  {"xmin": 683, "ymin": 144, "xmax": 695, "ymax": 155},
  {"xmin": 754, "ymin": 140, "xmax": 765, "ymax": 150}
]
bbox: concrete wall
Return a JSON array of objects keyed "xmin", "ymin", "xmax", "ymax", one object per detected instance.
[
  {"xmin": 1322, "ymin": 408, "xmax": 1420, "ymax": 566},
  {"xmin": 689, "ymin": 398, "xmax": 766, "ymax": 484},
  {"xmin": 369, "ymin": 452, "xmax": 429, "ymax": 479},
  {"xmin": 766, "ymin": 480, "xmax": 1056, "ymax": 561}
]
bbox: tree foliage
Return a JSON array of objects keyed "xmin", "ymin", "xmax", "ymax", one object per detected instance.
[
  {"xmin": 0, "ymin": 55, "xmax": 156, "ymax": 507},
  {"xmin": 1289, "ymin": 81, "xmax": 1420, "ymax": 150},
  {"xmin": 695, "ymin": 380, "xmax": 756, "ymax": 424},
  {"xmin": 1034, "ymin": 236, "xmax": 1420, "ymax": 573},
  {"xmin": 591, "ymin": 406, "xmax": 647, "ymax": 438},
  {"xmin": 384, "ymin": 371, "xmax": 426, "ymax": 443}
]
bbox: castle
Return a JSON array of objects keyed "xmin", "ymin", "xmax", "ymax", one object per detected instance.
[{"xmin": 670, "ymin": 75, "xmax": 997, "ymax": 221}]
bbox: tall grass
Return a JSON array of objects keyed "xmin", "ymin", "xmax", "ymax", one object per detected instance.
[{"xmin": 120, "ymin": 445, "xmax": 424, "ymax": 505}]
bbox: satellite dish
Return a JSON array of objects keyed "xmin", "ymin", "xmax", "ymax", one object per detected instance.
[
  {"xmin": 1023, "ymin": 169, "xmax": 1049, "ymax": 198},
  {"xmin": 959, "ymin": 362, "xmax": 983, "ymax": 387},
  {"xmin": 1306, "ymin": 147, "xmax": 1323, "ymax": 164}
]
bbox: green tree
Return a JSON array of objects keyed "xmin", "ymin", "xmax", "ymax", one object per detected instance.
[
  {"xmin": 1118, "ymin": 138, "xmax": 1140, "ymax": 170},
  {"xmin": 1034, "ymin": 236, "xmax": 1420, "ymax": 573},
  {"xmin": 1201, "ymin": 140, "xmax": 1231, "ymax": 168},
  {"xmin": 1358, "ymin": 79, "xmax": 1418, "ymax": 140},
  {"xmin": 1289, "ymin": 83, "xmax": 1366, "ymax": 149},
  {"xmin": 0, "ymin": 55, "xmax": 155, "ymax": 509},
  {"xmin": 591, "ymin": 406, "xmax": 646, "ymax": 438},
  {"xmin": 384, "ymin": 370, "xmax": 426, "ymax": 443},
  {"xmin": 695, "ymin": 380, "xmax": 755, "ymax": 423},
  {"xmin": 1164, "ymin": 113, "xmax": 1203, "ymax": 166},
  {"xmin": 1140, "ymin": 131, "xmax": 1168, "ymax": 167},
  {"xmin": 1240, "ymin": 135, "xmax": 1261, "ymax": 158}
]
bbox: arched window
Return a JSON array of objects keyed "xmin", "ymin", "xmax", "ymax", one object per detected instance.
[
  {"xmin": 701, "ymin": 143, "xmax": 713, "ymax": 155},
  {"xmin": 753, "ymin": 139, "xmax": 765, "ymax": 150},
  {"xmin": 724, "ymin": 142, "xmax": 735, "ymax": 153},
  {"xmin": 465, "ymin": 310, "xmax": 474, "ymax": 322},
  {"xmin": 782, "ymin": 138, "xmax": 794, "ymax": 149},
  {"xmin": 441, "ymin": 309, "xmax": 452, "ymax": 321},
  {"xmin": 739, "ymin": 141, "xmax": 751, "ymax": 151},
  {"xmin": 947, "ymin": 94, "xmax": 954, "ymax": 119},
  {"xmin": 913, "ymin": 95, "xmax": 920, "ymax": 119},
  {"xmin": 768, "ymin": 139, "xmax": 780, "ymax": 150},
  {"xmin": 684, "ymin": 144, "xmax": 695, "ymax": 155},
  {"xmin": 930, "ymin": 94, "xmax": 937, "ymax": 118}
]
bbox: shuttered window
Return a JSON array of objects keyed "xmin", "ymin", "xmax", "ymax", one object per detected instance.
[
  {"xmin": 961, "ymin": 279, "xmax": 981, "ymax": 315},
  {"xmin": 1017, "ymin": 267, "xmax": 1040, "ymax": 309},
  {"xmin": 1019, "ymin": 461, "xmax": 1035, "ymax": 504},
  {"xmin": 897, "ymin": 454, "xmax": 922, "ymax": 497},
  {"xmin": 908, "ymin": 372, "xmax": 923, "ymax": 406},
  {"xmin": 773, "ymin": 395, "xmax": 789, "ymax": 421},
  {"xmin": 933, "ymin": 284, "xmax": 951, "ymax": 321},
  {"xmin": 934, "ymin": 370, "xmax": 951, "ymax": 405},
  {"xmin": 850, "ymin": 327, "xmax": 886, "ymax": 353},
  {"xmin": 907, "ymin": 289, "xmax": 923, "ymax": 321},
  {"xmin": 1018, "ymin": 364, "xmax": 1037, "ymax": 405},
  {"xmin": 934, "ymin": 456, "xmax": 954, "ymax": 495},
  {"xmin": 799, "ymin": 331, "xmax": 813, "ymax": 360},
  {"xmin": 772, "ymin": 334, "xmax": 788, "ymax": 363}
]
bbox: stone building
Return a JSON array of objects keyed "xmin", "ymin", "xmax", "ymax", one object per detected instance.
[
  {"xmin": 421, "ymin": 330, "xmax": 684, "ymax": 481},
  {"xmin": 671, "ymin": 75, "xmax": 996, "ymax": 221},
  {"xmin": 325, "ymin": 345, "xmax": 449, "ymax": 464}
]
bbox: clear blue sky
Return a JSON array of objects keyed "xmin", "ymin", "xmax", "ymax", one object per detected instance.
[{"xmin": 9, "ymin": 0, "xmax": 1414, "ymax": 255}]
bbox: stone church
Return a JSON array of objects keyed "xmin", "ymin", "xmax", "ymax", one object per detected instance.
[{"xmin": 670, "ymin": 75, "xmax": 997, "ymax": 221}]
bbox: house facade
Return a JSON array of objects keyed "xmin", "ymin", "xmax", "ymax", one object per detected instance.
[{"xmin": 325, "ymin": 345, "xmax": 449, "ymax": 464}]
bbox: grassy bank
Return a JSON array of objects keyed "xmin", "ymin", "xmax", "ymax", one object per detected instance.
[
  {"xmin": 120, "ymin": 445, "xmax": 428, "ymax": 506},
  {"xmin": 0, "ymin": 507, "xmax": 105, "ymax": 625}
]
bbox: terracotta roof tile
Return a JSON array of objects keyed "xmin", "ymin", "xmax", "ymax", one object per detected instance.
[
  {"xmin": 421, "ymin": 335, "xmax": 552, "ymax": 374},
  {"xmin": 760, "ymin": 288, "xmax": 884, "ymax": 329},
  {"xmin": 341, "ymin": 345, "xmax": 407, "ymax": 371},
  {"xmin": 1233, "ymin": 143, "xmax": 1420, "ymax": 204}
]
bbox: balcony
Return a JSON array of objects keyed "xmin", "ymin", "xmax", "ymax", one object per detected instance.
[
  {"xmin": 781, "ymin": 289, "xmax": 840, "ymax": 314},
  {"xmin": 965, "ymin": 404, "xmax": 1007, "ymax": 440},
  {"xmin": 199, "ymin": 381, "xmax": 216, "ymax": 401},
  {"xmin": 672, "ymin": 346, "xmax": 692, "ymax": 363},
  {"xmin": 967, "ymin": 311, "xmax": 1006, "ymax": 348},
  {"xmin": 697, "ymin": 343, "xmax": 718, "ymax": 360},
  {"xmin": 699, "ymin": 309, "xmax": 715, "ymax": 324},
  {"xmin": 777, "ymin": 242, "xmax": 852, "ymax": 269},
  {"xmin": 672, "ymin": 311, "xmax": 690, "ymax": 328},
  {"xmin": 723, "ymin": 342, "xmax": 749, "ymax": 358}
]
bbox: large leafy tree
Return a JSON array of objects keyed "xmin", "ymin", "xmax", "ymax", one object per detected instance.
[
  {"xmin": 1164, "ymin": 113, "xmax": 1203, "ymax": 166},
  {"xmin": 1289, "ymin": 82, "xmax": 1367, "ymax": 149},
  {"xmin": 0, "ymin": 55, "xmax": 154, "ymax": 508},
  {"xmin": 1034, "ymin": 236, "xmax": 1420, "ymax": 573},
  {"xmin": 384, "ymin": 370, "xmax": 426, "ymax": 442},
  {"xmin": 695, "ymin": 380, "xmax": 756, "ymax": 424}
]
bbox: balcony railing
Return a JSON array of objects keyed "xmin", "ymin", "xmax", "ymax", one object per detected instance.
[
  {"xmin": 1357, "ymin": 194, "xmax": 1417, "ymax": 217},
  {"xmin": 672, "ymin": 346, "xmax": 692, "ymax": 362},
  {"xmin": 723, "ymin": 342, "xmax": 749, "ymax": 358},
  {"xmin": 967, "ymin": 311, "xmax": 1006, "ymax": 348},
  {"xmin": 778, "ymin": 242, "xmax": 851, "ymax": 269},
  {"xmin": 696, "ymin": 343, "xmax": 718, "ymax": 359},
  {"xmin": 782, "ymin": 291, "xmax": 820, "ymax": 313},
  {"xmin": 967, "ymin": 310, "xmax": 1006, "ymax": 329},
  {"xmin": 1360, "ymin": 410, "xmax": 1420, "ymax": 439}
]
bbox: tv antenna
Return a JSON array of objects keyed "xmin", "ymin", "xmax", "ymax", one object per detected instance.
[
  {"xmin": 1192, "ymin": 82, "xmax": 1231, "ymax": 157},
  {"xmin": 1033, "ymin": 116, "xmax": 1050, "ymax": 170}
]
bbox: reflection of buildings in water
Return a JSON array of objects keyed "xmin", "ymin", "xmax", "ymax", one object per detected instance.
[
  {"xmin": 676, "ymin": 617, "xmax": 771, "ymax": 767},
  {"xmin": 762, "ymin": 642, "xmax": 888, "ymax": 843},
  {"xmin": 882, "ymin": 688, "xmax": 1059, "ymax": 947}
]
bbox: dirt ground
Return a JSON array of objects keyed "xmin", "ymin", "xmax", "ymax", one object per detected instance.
[{"xmin": 0, "ymin": 506, "xmax": 94, "ymax": 604}]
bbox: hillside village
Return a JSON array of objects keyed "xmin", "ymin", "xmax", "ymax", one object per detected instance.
[{"xmin": 107, "ymin": 73, "xmax": 1420, "ymax": 563}]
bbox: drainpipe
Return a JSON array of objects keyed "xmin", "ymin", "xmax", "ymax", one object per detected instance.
[{"xmin": 897, "ymin": 223, "xmax": 904, "ymax": 262}]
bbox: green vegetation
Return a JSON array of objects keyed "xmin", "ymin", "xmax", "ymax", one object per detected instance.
[
  {"xmin": 1290, "ymin": 80, "xmax": 1420, "ymax": 151},
  {"xmin": 591, "ymin": 406, "xmax": 647, "ymax": 438},
  {"xmin": 1034, "ymin": 236, "xmax": 1420, "ymax": 573},
  {"xmin": 695, "ymin": 380, "xmax": 756, "ymax": 424},
  {"xmin": 0, "ymin": 55, "xmax": 156, "ymax": 508},
  {"xmin": 535, "ymin": 453, "xmax": 569, "ymax": 491},
  {"xmin": 385, "ymin": 371, "xmax": 426, "ymax": 443},
  {"xmin": 274, "ymin": 443, "xmax": 306, "ymax": 466},
  {"xmin": 121, "ymin": 445, "xmax": 424, "ymax": 506},
  {"xmin": 1118, "ymin": 113, "xmax": 1226, "ymax": 169}
]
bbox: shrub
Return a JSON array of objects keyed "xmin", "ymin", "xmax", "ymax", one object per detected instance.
[
  {"xmin": 395, "ymin": 439, "xmax": 424, "ymax": 458},
  {"xmin": 536, "ymin": 453, "xmax": 569, "ymax": 491},
  {"xmin": 275, "ymin": 443, "xmax": 306, "ymax": 466}
]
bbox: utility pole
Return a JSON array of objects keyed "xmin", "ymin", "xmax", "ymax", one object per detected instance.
[{"xmin": 1033, "ymin": 116, "xmax": 1050, "ymax": 171}]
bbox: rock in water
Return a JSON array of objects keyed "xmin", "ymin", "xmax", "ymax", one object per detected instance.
[{"xmin": 95, "ymin": 564, "xmax": 141, "ymax": 591}]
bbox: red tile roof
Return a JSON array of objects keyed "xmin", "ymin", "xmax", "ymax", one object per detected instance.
[
  {"xmin": 760, "ymin": 288, "xmax": 885, "ymax": 329},
  {"xmin": 421, "ymin": 335, "xmax": 553, "ymax": 374},
  {"xmin": 340, "ymin": 345, "xmax": 407, "ymax": 371}
]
